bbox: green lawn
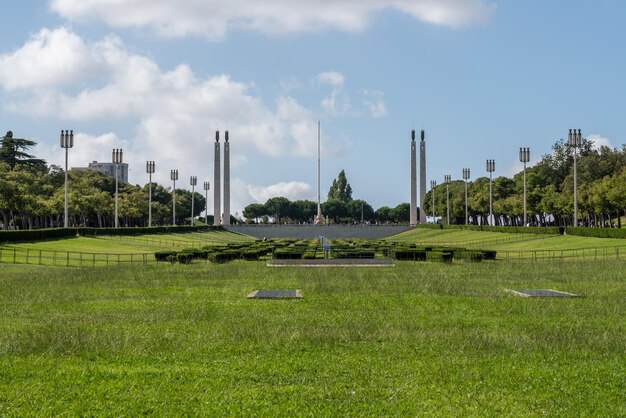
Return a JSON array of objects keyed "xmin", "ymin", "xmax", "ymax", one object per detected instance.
[{"xmin": 0, "ymin": 260, "xmax": 624, "ymax": 415}]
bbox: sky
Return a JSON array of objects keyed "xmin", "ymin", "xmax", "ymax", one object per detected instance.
[{"xmin": 1, "ymin": 0, "xmax": 625, "ymax": 217}]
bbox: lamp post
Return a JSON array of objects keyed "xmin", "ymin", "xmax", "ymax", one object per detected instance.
[
  {"xmin": 462, "ymin": 168, "xmax": 470, "ymax": 225},
  {"xmin": 430, "ymin": 180, "xmax": 437, "ymax": 223},
  {"xmin": 146, "ymin": 161, "xmax": 155, "ymax": 227},
  {"xmin": 190, "ymin": 176, "xmax": 197, "ymax": 226},
  {"xmin": 60, "ymin": 130, "xmax": 74, "ymax": 228},
  {"xmin": 568, "ymin": 129, "xmax": 583, "ymax": 226},
  {"xmin": 203, "ymin": 181, "xmax": 210, "ymax": 225},
  {"xmin": 486, "ymin": 159, "xmax": 495, "ymax": 225},
  {"xmin": 444, "ymin": 175, "xmax": 451, "ymax": 225},
  {"xmin": 112, "ymin": 149, "xmax": 123, "ymax": 228},
  {"xmin": 519, "ymin": 147, "xmax": 530, "ymax": 226},
  {"xmin": 171, "ymin": 169, "xmax": 178, "ymax": 226}
]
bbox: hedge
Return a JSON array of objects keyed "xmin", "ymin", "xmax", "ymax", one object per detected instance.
[
  {"xmin": 0, "ymin": 225, "xmax": 224, "ymax": 243},
  {"xmin": 566, "ymin": 227, "xmax": 626, "ymax": 239}
]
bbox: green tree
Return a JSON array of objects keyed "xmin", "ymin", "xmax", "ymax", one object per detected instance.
[
  {"xmin": 0, "ymin": 131, "xmax": 46, "ymax": 169},
  {"xmin": 327, "ymin": 170, "xmax": 353, "ymax": 202}
]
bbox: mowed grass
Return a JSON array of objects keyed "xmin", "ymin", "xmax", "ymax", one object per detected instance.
[
  {"xmin": 0, "ymin": 230, "xmax": 254, "ymax": 254},
  {"xmin": 0, "ymin": 260, "xmax": 624, "ymax": 415}
]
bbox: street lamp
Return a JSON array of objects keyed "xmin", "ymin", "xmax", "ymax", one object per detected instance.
[
  {"xmin": 486, "ymin": 159, "xmax": 495, "ymax": 225},
  {"xmin": 462, "ymin": 168, "xmax": 470, "ymax": 225},
  {"xmin": 190, "ymin": 176, "xmax": 197, "ymax": 226},
  {"xmin": 171, "ymin": 169, "xmax": 178, "ymax": 226},
  {"xmin": 519, "ymin": 147, "xmax": 530, "ymax": 226},
  {"xmin": 146, "ymin": 161, "xmax": 155, "ymax": 227},
  {"xmin": 444, "ymin": 175, "xmax": 451, "ymax": 225},
  {"xmin": 203, "ymin": 181, "xmax": 210, "ymax": 225},
  {"xmin": 112, "ymin": 149, "xmax": 123, "ymax": 228},
  {"xmin": 430, "ymin": 180, "xmax": 437, "ymax": 223},
  {"xmin": 568, "ymin": 129, "xmax": 583, "ymax": 226},
  {"xmin": 60, "ymin": 130, "xmax": 74, "ymax": 228}
]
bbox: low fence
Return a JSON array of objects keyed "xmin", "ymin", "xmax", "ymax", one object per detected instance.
[
  {"xmin": 0, "ymin": 246, "xmax": 157, "ymax": 267},
  {"xmin": 497, "ymin": 246, "xmax": 626, "ymax": 261}
]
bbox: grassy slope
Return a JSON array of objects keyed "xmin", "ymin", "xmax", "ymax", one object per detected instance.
[
  {"xmin": 0, "ymin": 230, "xmax": 254, "ymax": 254},
  {"xmin": 0, "ymin": 261, "xmax": 624, "ymax": 415}
]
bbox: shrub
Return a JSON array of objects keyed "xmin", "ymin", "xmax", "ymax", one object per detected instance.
[
  {"xmin": 566, "ymin": 227, "xmax": 626, "ymax": 239},
  {"xmin": 155, "ymin": 250, "xmax": 178, "ymax": 262}
]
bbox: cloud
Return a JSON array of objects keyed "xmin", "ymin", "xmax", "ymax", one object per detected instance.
[
  {"xmin": 50, "ymin": 0, "xmax": 495, "ymax": 38},
  {"xmin": 587, "ymin": 134, "xmax": 613, "ymax": 150},
  {"xmin": 1, "ymin": 27, "xmax": 344, "ymax": 160},
  {"xmin": 317, "ymin": 71, "xmax": 351, "ymax": 116},
  {"xmin": 0, "ymin": 27, "xmax": 102, "ymax": 90},
  {"xmin": 317, "ymin": 71, "xmax": 345, "ymax": 87},
  {"xmin": 362, "ymin": 90, "xmax": 387, "ymax": 118},
  {"xmin": 248, "ymin": 181, "xmax": 313, "ymax": 203}
]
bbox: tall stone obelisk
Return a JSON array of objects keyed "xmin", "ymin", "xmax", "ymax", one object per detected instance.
[
  {"xmin": 410, "ymin": 130, "xmax": 417, "ymax": 225},
  {"xmin": 213, "ymin": 131, "xmax": 221, "ymax": 226},
  {"xmin": 223, "ymin": 130, "xmax": 231, "ymax": 225},
  {"xmin": 419, "ymin": 129, "xmax": 427, "ymax": 223},
  {"xmin": 314, "ymin": 121, "xmax": 325, "ymax": 225}
]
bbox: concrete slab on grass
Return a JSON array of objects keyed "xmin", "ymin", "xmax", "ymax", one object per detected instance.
[
  {"xmin": 247, "ymin": 289, "xmax": 303, "ymax": 299},
  {"xmin": 508, "ymin": 289, "xmax": 581, "ymax": 298}
]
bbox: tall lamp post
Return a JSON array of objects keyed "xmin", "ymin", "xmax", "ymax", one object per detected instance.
[
  {"xmin": 462, "ymin": 168, "xmax": 470, "ymax": 225},
  {"xmin": 171, "ymin": 169, "xmax": 178, "ymax": 226},
  {"xmin": 60, "ymin": 130, "xmax": 74, "ymax": 228},
  {"xmin": 568, "ymin": 129, "xmax": 583, "ymax": 226},
  {"xmin": 486, "ymin": 159, "xmax": 495, "ymax": 225},
  {"xmin": 444, "ymin": 175, "xmax": 451, "ymax": 225},
  {"xmin": 112, "ymin": 149, "xmax": 123, "ymax": 228},
  {"xmin": 146, "ymin": 161, "xmax": 155, "ymax": 227},
  {"xmin": 190, "ymin": 176, "xmax": 197, "ymax": 226},
  {"xmin": 519, "ymin": 147, "xmax": 530, "ymax": 226},
  {"xmin": 430, "ymin": 180, "xmax": 437, "ymax": 223},
  {"xmin": 203, "ymin": 181, "xmax": 210, "ymax": 225}
]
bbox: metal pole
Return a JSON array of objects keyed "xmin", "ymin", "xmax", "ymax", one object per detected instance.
[
  {"xmin": 523, "ymin": 162, "xmax": 527, "ymax": 226},
  {"xmin": 462, "ymin": 168, "xmax": 470, "ymax": 225},
  {"xmin": 486, "ymin": 159, "xmax": 495, "ymax": 225},
  {"xmin": 190, "ymin": 176, "xmax": 197, "ymax": 226},
  {"xmin": 444, "ymin": 175, "xmax": 451, "ymax": 225},
  {"xmin": 519, "ymin": 148, "xmax": 530, "ymax": 226},
  {"xmin": 148, "ymin": 171, "xmax": 152, "ymax": 227},
  {"xmin": 204, "ymin": 181, "xmax": 210, "ymax": 225},
  {"xmin": 430, "ymin": 180, "xmax": 437, "ymax": 222},
  {"xmin": 569, "ymin": 129, "xmax": 582, "ymax": 226},
  {"xmin": 173, "ymin": 178, "xmax": 176, "ymax": 226},
  {"xmin": 64, "ymin": 146, "xmax": 69, "ymax": 227},
  {"xmin": 115, "ymin": 163, "xmax": 119, "ymax": 228}
]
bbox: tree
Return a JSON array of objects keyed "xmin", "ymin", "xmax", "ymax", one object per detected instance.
[
  {"xmin": 0, "ymin": 131, "xmax": 46, "ymax": 169},
  {"xmin": 327, "ymin": 170, "xmax": 353, "ymax": 202}
]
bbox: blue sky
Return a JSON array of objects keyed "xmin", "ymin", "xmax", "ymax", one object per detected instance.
[{"xmin": 1, "ymin": 1, "xmax": 624, "ymax": 216}]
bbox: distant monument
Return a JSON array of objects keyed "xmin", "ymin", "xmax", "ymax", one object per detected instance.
[
  {"xmin": 419, "ymin": 129, "xmax": 427, "ymax": 224},
  {"xmin": 223, "ymin": 131, "xmax": 231, "ymax": 225},
  {"xmin": 213, "ymin": 131, "xmax": 221, "ymax": 226},
  {"xmin": 410, "ymin": 130, "xmax": 417, "ymax": 225},
  {"xmin": 314, "ymin": 121, "xmax": 325, "ymax": 225}
]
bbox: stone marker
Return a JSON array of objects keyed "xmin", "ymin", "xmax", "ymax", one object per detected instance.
[
  {"xmin": 247, "ymin": 289, "xmax": 303, "ymax": 299},
  {"xmin": 508, "ymin": 289, "xmax": 580, "ymax": 298}
]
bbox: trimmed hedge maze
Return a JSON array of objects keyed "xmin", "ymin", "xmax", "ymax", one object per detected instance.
[{"xmin": 155, "ymin": 238, "xmax": 496, "ymax": 264}]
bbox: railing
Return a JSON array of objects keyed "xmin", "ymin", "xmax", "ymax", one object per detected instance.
[
  {"xmin": 0, "ymin": 246, "xmax": 157, "ymax": 267},
  {"xmin": 406, "ymin": 233, "xmax": 546, "ymax": 249},
  {"xmin": 497, "ymin": 246, "xmax": 626, "ymax": 261}
]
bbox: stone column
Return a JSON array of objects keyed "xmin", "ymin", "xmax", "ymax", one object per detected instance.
[
  {"xmin": 419, "ymin": 129, "xmax": 426, "ymax": 223},
  {"xmin": 223, "ymin": 131, "xmax": 231, "ymax": 225},
  {"xmin": 410, "ymin": 130, "xmax": 417, "ymax": 226},
  {"xmin": 213, "ymin": 131, "xmax": 221, "ymax": 226}
]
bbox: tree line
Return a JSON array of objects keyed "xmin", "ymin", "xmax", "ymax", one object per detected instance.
[
  {"xmin": 425, "ymin": 139, "xmax": 626, "ymax": 227},
  {"xmin": 2, "ymin": 131, "xmax": 626, "ymax": 229},
  {"xmin": 0, "ymin": 132, "xmax": 207, "ymax": 229}
]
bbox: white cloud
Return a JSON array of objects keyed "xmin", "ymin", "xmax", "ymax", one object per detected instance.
[
  {"xmin": 0, "ymin": 27, "xmax": 102, "ymax": 90},
  {"xmin": 317, "ymin": 71, "xmax": 345, "ymax": 87},
  {"xmin": 50, "ymin": 0, "xmax": 495, "ymax": 39},
  {"xmin": 248, "ymin": 181, "xmax": 313, "ymax": 203},
  {"xmin": 362, "ymin": 90, "xmax": 387, "ymax": 118},
  {"xmin": 317, "ymin": 71, "xmax": 351, "ymax": 116},
  {"xmin": 587, "ymin": 134, "xmax": 613, "ymax": 150}
]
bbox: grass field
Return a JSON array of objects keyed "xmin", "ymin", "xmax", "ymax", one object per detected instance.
[{"xmin": 0, "ymin": 260, "xmax": 624, "ymax": 415}]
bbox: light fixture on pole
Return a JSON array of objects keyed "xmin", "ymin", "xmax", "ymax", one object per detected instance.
[
  {"xmin": 462, "ymin": 168, "xmax": 470, "ymax": 225},
  {"xmin": 60, "ymin": 130, "xmax": 74, "ymax": 228},
  {"xmin": 444, "ymin": 175, "xmax": 451, "ymax": 225},
  {"xmin": 486, "ymin": 159, "xmax": 495, "ymax": 225},
  {"xmin": 146, "ymin": 161, "xmax": 155, "ymax": 227},
  {"xmin": 430, "ymin": 180, "xmax": 437, "ymax": 223},
  {"xmin": 190, "ymin": 176, "xmax": 197, "ymax": 226},
  {"xmin": 519, "ymin": 147, "xmax": 530, "ymax": 226},
  {"xmin": 171, "ymin": 169, "xmax": 178, "ymax": 226},
  {"xmin": 112, "ymin": 149, "xmax": 123, "ymax": 228},
  {"xmin": 568, "ymin": 129, "xmax": 583, "ymax": 226},
  {"xmin": 203, "ymin": 181, "xmax": 210, "ymax": 225}
]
